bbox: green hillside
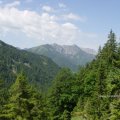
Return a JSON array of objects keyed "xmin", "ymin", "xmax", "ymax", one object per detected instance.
[{"xmin": 0, "ymin": 40, "xmax": 60, "ymax": 89}]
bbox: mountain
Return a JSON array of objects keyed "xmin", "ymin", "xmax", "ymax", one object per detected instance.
[
  {"xmin": 0, "ymin": 40, "xmax": 60, "ymax": 89},
  {"xmin": 81, "ymin": 48, "xmax": 97, "ymax": 55},
  {"xmin": 27, "ymin": 43, "xmax": 95, "ymax": 71}
]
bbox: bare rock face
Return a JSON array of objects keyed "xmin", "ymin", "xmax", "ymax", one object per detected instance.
[
  {"xmin": 52, "ymin": 44, "xmax": 90, "ymax": 56},
  {"xmin": 81, "ymin": 47, "xmax": 97, "ymax": 55}
]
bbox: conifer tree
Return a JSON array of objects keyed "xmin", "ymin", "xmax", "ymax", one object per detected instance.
[
  {"xmin": 48, "ymin": 68, "xmax": 77, "ymax": 120},
  {"xmin": 0, "ymin": 80, "xmax": 7, "ymax": 113},
  {"xmin": 0, "ymin": 72, "xmax": 46, "ymax": 120},
  {"xmin": 101, "ymin": 30, "xmax": 117, "ymax": 65}
]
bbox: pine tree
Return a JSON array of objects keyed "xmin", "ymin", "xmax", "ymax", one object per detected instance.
[
  {"xmin": 106, "ymin": 69, "xmax": 120, "ymax": 120},
  {"xmin": 0, "ymin": 79, "xmax": 7, "ymax": 113},
  {"xmin": 0, "ymin": 80, "xmax": 4, "ymax": 111},
  {"xmin": 48, "ymin": 68, "xmax": 77, "ymax": 120},
  {"xmin": 0, "ymin": 72, "xmax": 46, "ymax": 120},
  {"xmin": 101, "ymin": 30, "xmax": 117, "ymax": 65}
]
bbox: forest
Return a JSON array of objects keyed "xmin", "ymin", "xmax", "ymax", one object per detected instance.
[{"xmin": 0, "ymin": 30, "xmax": 120, "ymax": 120}]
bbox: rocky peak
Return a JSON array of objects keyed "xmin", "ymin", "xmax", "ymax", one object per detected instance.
[
  {"xmin": 81, "ymin": 48, "xmax": 97, "ymax": 55},
  {"xmin": 52, "ymin": 43, "xmax": 82, "ymax": 56}
]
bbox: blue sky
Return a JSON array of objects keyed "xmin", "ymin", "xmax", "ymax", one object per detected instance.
[{"xmin": 0, "ymin": 0, "xmax": 120, "ymax": 50}]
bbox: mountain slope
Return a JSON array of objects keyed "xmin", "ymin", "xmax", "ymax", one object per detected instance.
[
  {"xmin": 0, "ymin": 40, "xmax": 60, "ymax": 89},
  {"xmin": 81, "ymin": 47, "xmax": 97, "ymax": 55},
  {"xmin": 28, "ymin": 44, "xmax": 95, "ymax": 71}
]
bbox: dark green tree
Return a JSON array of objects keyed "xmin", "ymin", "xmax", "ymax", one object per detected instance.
[
  {"xmin": 101, "ymin": 30, "xmax": 117, "ymax": 65},
  {"xmin": 0, "ymin": 79, "xmax": 8, "ymax": 114},
  {"xmin": 48, "ymin": 68, "xmax": 77, "ymax": 120},
  {"xmin": 0, "ymin": 72, "xmax": 47, "ymax": 120}
]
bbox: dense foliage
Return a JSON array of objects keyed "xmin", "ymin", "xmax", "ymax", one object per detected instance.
[
  {"xmin": 72, "ymin": 30, "xmax": 120, "ymax": 120},
  {"xmin": 47, "ymin": 68, "xmax": 78, "ymax": 120},
  {"xmin": 0, "ymin": 72, "xmax": 47, "ymax": 120},
  {"xmin": 0, "ymin": 31, "xmax": 120, "ymax": 120}
]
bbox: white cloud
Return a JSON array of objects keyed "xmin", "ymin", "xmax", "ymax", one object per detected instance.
[
  {"xmin": 62, "ymin": 23, "xmax": 78, "ymax": 30},
  {"xmin": 0, "ymin": 3, "xmax": 98, "ymax": 49},
  {"xmin": 5, "ymin": 1, "xmax": 20, "ymax": 8},
  {"xmin": 58, "ymin": 3, "xmax": 66, "ymax": 8},
  {"xmin": 63, "ymin": 13, "xmax": 86, "ymax": 22},
  {"xmin": 42, "ymin": 5, "xmax": 54, "ymax": 13}
]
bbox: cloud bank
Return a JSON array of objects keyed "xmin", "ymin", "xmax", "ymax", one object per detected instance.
[{"xmin": 0, "ymin": 1, "xmax": 98, "ymax": 49}]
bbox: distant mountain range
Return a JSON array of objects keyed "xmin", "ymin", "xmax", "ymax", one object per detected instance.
[
  {"xmin": 28, "ymin": 44, "xmax": 96, "ymax": 71},
  {"xmin": 0, "ymin": 40, "xmax": 60, "ymax": 90}
]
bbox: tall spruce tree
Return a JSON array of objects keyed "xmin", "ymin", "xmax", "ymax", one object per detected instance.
[
  {"xmin": 48, "ymin": 68, "xmax": 78, "ymax": 120},
  {"xmin": 101, "ymin": 30, "xmax": 117, "ymax": 65},
  {"xmin": 0, "ymin": 79, "xmax": 7, "ymax": 113},
  {"xmin": 0, "ymin": 72, "xmax": 47, "ymax": 120}
]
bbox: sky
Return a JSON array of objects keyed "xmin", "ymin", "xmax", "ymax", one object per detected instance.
[{"xmin": 0, "ymin": 0, "xmax": 120, "ymax": 50}]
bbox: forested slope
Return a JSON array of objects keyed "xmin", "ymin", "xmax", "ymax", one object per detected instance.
[{"xmin": 0, "ymin": 40, "xmax": 60, "ymax": 89}]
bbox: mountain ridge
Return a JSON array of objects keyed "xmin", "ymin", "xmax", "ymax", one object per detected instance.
[
  {"xmin": 28, "ymin": 43, "xmax": 95, "ymax": 71},
  {"xmin": 0, "ymin": 40, "xmax": 60, "ymax": 90}
]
